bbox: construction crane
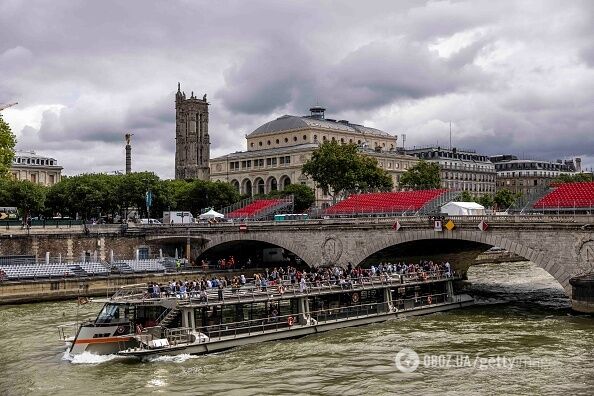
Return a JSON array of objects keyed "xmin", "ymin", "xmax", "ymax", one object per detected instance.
[{"xmin": 0, "ymin": 102, "xmax": 18, "ymax": 111}]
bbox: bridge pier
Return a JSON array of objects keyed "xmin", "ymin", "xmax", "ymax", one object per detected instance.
[{"xmin": 569, "ymin": 275, "xmax": 594, "ymax": 313}]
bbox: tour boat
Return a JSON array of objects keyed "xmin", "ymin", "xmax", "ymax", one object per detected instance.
[{"xmin": 59, "ymin": 272, "xmax": 473, "ymax": 359}]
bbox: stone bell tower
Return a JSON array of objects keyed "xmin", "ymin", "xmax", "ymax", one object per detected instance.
[{"xmin": 175, "ymin": 83, "xmax": 211, "ymax": 180}]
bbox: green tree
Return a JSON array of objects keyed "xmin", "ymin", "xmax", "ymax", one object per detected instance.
[
  {"xmin": 116, "ymin": 172, "xmax": 161, "ymax": 218},
  {"xmin": 399, "ymin": 160, "xmax": 441, "ymax": 190},
  {"xmin": 477, "ymin": 194, "xmax": 494, "ymax": 208},
  {"xmin": 267, "ymin": 183, "xmax": 315, "ymax": 212},
  {"xmin": 7, "ymin": 180, "xmax": 46, "ymax": 220},
  {"xmin": 0, "ymin": 114, "xmax": 17, "ymax": 178},
  {"xmin": 459, "ymin": 191, "xmax": 474, "ymax": 202},
  {"xmin": 493, "ymin": 188, "xmax": 518, "ymax": 209},
  {"xmin": 554, "ymin": 173, "xmax": 593, "ymax": 183},
  {"xmin": 302, "ymin": 141, "xmax": 393, "ymax": 202}
]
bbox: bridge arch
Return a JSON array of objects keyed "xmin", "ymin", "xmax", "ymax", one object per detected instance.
[
  {"xmin": 199, "ymin": 232, "xmax": 316, "ymax": 268},
  {"xmin": 351, "ymin": 230, "xmax": 571, "ymax": 296}
]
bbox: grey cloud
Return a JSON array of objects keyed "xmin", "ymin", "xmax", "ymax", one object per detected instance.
[{"xmin": 2, "ymin": 0, "xmax": 594, "ymax": 176}]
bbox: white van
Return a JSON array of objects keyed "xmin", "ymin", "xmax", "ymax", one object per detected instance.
[{"xmin": 163, "ymin": 211, "xmax": 195, "ymax": 224}]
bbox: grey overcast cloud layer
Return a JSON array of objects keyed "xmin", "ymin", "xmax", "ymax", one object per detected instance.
[{"xmin": 1, "ymin": 0, "xmax": 593, "ymax": 178}]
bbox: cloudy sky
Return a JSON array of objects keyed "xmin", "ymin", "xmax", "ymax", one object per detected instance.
[{"xmin": 1, "ymin": 0, "xmax": 593, "ymax": 178}]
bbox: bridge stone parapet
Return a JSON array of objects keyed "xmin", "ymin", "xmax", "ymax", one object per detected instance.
[
  {"xmin": 134, "ymin": 215, "xmax": 594, "ymax": 299},
  {"xmin": 3, "ymin": 216, "xmax": 594, "ymax": 309}
]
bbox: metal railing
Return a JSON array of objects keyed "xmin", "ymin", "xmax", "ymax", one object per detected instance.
[
  {"xmin": 110, "ymin": 271, "xmax": 455, "ymax": 305},
  {"xmin": 197, "ymin": 292, "xmax": 452, "ymax": 341}
]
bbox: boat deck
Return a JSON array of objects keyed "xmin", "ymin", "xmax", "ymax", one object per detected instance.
[
  {"xmin": 118, "ymin": 293, "xmax": 474, "ymax": 358},
  {"xmin": 104, "ymin": 272, "xmax": 457, "ymax": 307}
]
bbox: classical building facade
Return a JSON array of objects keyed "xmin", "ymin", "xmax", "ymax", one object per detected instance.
[
  {"xmin": 210, "ymin": 106, "xmax": 418, "ymax": 206},
  {"xmin": 10, "ymin": 151, "xmax": 62, "ymax": 186},
  {"xmin": 405, "ymin": 147, "xmax": 496, "ymax": 195},
  {"xmin": 490, "ymin": 155, "xmax": 581, "ymax": 196},
  {"xmin": 175, "ymin": 83, "xmax": 210, "ymax": 180}
]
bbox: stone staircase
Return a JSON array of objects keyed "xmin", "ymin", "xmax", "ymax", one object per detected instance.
[
  {"xmin": 67, "ymin": 264, "xmax": 87, "ymax": 277},
  {"xmin": 111, "ymin": 261, "xmax": 134, "ymax": 274}
]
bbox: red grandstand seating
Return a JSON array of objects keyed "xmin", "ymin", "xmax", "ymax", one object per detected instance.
[
  {"xmin": 227, "ymin": 199, "xmax": 283, "ymax": 219},
  {"xmin": 325, "ymin": 190, "xmax": 448, "ymax": 215},
  {"xmin": 533, "ymin": 182, "xmax": 594, "ymax": 209}
]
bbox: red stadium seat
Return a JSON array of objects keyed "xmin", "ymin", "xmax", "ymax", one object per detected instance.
[
  {"xmin": 533, "ymin": 182, "xmax": 594, "ymax": 209},
  {"xmin": 227, "ymin": 199, "xmax": 284, "ymax": 219},
  {"xmin": 325, "ymin": 189, "xmax": 448, "ymax": 215}
]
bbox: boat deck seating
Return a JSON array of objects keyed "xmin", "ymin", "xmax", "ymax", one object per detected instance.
[
  {"xmin": 325, "ymin": 189, "xmax": 448, "ymax": 215},
  {"xmin": 533, "ymin": 182, "xmax": 594, "ymax": 209}
]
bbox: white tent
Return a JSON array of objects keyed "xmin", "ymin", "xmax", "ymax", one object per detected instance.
[
  {"xmin": 441, "ymin": 201, "xmax": 486, "ymax": 216},
  {"xmin": 199, "ymin": 209, "xmax": 225, "ymax": 219}
]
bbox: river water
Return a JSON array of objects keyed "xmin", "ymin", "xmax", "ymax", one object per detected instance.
[{"xmin": 1, "ymin": 261, "xmax": 593, "ymax": 396}]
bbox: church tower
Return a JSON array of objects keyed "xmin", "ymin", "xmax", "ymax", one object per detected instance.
[{"xmin": 175, "ymin": 83, "xmax": 211, "ymax": 180}]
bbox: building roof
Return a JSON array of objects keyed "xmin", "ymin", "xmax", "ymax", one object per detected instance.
[
  {"xmin": 248, "ymin": 115, "xmax": 393, "ymax": 138},
  {"xmin": 211, "ymin": 143, "xmax": 414, "ymax": 162},
  {"xmin": 13, "ymin": 150, "xmax": 58, "ymax": 161},
  {"xmin": 212, "ymin": 143, "xmax": 319, "ymax": 161}
]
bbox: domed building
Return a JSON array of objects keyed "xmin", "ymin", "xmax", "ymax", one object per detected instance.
[{"xmin": 210, "ymin": 106, "xmax": 418, "ymax": 207}]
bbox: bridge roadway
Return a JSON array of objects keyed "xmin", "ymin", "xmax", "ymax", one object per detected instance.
[{"xmin": 3, "ymin": 215, "xmax": 594, "ymax": 302}]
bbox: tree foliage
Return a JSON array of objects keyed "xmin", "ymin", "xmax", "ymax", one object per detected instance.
[
  {"xmin": 459, "ymin": 191, "xmax": 474, "ymax": 202},
  {"xmin": 554, "ymin": 173, "xmax": 593, "ymax": 183},
  {"xmin": 493, "ymin": 188, "xmax": 519, "ymax": 209},
  {"xmin": 399, "ymin": 160, "xmax": 441, "ymax": 190},
  {"xmin": 454, "ymin": 190, "xmax": 496, "ymax": 209},
  {"xmin": 302, "ymin": 141, "xmax": 393, "ymax": 200},
  {"xmin": 0, "ymin": 114, "xmax": 17, "ymax": 179},
  {"xmin": 1, "ymin": 179, "xmax": 46, "ymax": 219},
  {"xmin": 267, "ymin": 183, "xmax": 315, "ymax": 212},
  {"xmin": 1, "ymin": 172, "xmax": 241, "ymax": 221}
]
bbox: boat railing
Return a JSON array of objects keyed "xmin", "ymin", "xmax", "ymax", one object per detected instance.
[
  {"xmin": 110, "ymin": 283, "xmax": 150, "ymax": 300},
  {"xmin": 131, "ymin": 326, "xmax": 194, "ymax": 348},
  {"xmin": 164, "ymin": 327, "xmax": 193, "ymax": 345},
  {"xmin": 111, "ymin": 270, "xmax": 456, "ymax": 304},
  {"xmin": 179, "ymin": 270, "xmax": 455, "ymax": 305},
  {"xmin": 199, "ymin": 292, "xmax": 452, "ymax": 341},
  {"xmin": 57, "ymin": 322, "xmax": 79, "ymax": 341}
]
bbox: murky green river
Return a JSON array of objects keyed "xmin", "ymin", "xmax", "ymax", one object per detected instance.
[{"xmin": 1, "ymin": 261, "xmax": 593, "ymax": 396}]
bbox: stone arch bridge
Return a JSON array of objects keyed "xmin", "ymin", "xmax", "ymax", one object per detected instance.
[{"xmin": 142, "ymin": 215, "xmax": 594, "ymax": 299}]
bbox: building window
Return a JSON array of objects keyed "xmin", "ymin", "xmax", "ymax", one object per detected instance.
[
  {"xmin": 267, "ymin": 140, "xmax": 271, "ymax": 145},
  {"xmin": 259, "ymin": 141, "xmax": 263, "ymax": 146},
  {"xmin": 303, "ymin": 135, "xmax": 307, "ymax": 140},
  {"xmin": 293, "ymin": 136, "xmax": 298, "ymax": 142},
  {"xmin": 284, "ymin": 137, "xmax": 288, "ymax": 143},
  {"xmin": 250, "ymin": 142, "xmax": 254, "ymax": 148},
  {"xmin": 276, "ymin": 139, "xmax": 280, "ymax": 144}
]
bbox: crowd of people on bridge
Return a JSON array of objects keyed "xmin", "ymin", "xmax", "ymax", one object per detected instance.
[{"xmin": 145, "ymin": 259, "xmax": 454, "ymax": 301}]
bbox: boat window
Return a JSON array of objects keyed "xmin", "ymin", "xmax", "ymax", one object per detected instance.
[{"xmin": 96, "ymin": 303, "xmax": 129, "ymax": 324}]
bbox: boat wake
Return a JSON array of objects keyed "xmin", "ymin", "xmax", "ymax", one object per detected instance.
[
  {"xmin": 62, "ymin": 350, "xmax": 121, "ymax": 364},
  {"xmin": 142, "ymin": 353, "xmax": 197, "ymax": 363}
]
